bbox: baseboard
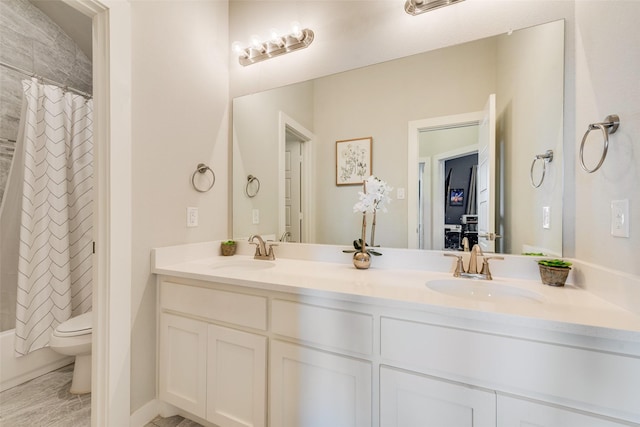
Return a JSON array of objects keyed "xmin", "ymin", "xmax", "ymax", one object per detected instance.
[
  {"xmin": 130, "ymin": 399, "xmax": 162, "ymax": 427},
  {"xmin": 0, "ymin": 330, "xmax": 73, "ymax": 392}
]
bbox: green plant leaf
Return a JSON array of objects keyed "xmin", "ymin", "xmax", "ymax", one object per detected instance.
[{"xmin": 537, "ymin": 258, "xmax": 571, "ymax": 268}]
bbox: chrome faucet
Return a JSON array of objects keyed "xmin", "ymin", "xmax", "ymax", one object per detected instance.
[
  {"xmin": 280, "ymin": 231, "xmax": 292, "ymax": 242},
  {"xmin": 248, "ymin": 235, "xmax": 277, "ymax": 260},
  {"xmin": 444, "ymin": 244, "xmax": 503, "ymax": 280}
]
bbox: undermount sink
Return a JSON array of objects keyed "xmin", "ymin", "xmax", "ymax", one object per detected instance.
[
  {"xmin": 210, "ymin": 259, "xmax": 276, "ymax": 271},
  {"xmin": 426, "ymin": 279, "xmax": 545, "ymax": 303}
]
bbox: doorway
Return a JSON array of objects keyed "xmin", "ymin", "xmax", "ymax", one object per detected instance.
[
  {"xmin": 421, "ymin": 128, "xmax": 479, "ymax": 250},
  {"xmin": 407, "ymin": 112, "xmax": 482, "ymax": 249},
  {"xmin": 278, "ymin": 112, "xmax": 315, "ymax": 243},
  {"xmin": 408, "ymin": 94, "xmax": 496, "ymax": 251}
]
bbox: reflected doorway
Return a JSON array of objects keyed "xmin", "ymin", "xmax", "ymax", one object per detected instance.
[{"xmin": 278, "ymin": 113, "xmax": 315, "ymax": 243}]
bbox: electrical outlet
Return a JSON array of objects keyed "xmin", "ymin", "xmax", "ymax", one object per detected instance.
[
  {"xmin": 252, "ymin": 209, "xmax": 260, "ymax": 224},
  {"xmin": 542, "ymin": 206, "xmax": 550, "ymax": 229},
  {"xmin": 186, "ymin": 207, "xmax": 198, "ymax": 227},
  {"xmin": 611, "ymin": 199, "xmax": 629, "ymax": 238}
]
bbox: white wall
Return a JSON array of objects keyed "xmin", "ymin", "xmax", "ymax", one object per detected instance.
[
  {"xmin": 130, "ymin": 0, "xmax": 229, "ymax": 412},
  {"xmin": 574, "ymin": 1, "xmax": 640, "ymax": 276}
]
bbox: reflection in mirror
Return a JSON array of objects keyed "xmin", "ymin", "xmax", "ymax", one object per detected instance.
[{"xmin": 233, "ymin": 19, "xmax": 564, "ymax": 255}]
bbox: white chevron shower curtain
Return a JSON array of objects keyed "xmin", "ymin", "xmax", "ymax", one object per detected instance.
[{"xmin": 15, "ymin": 78, "xmax": 93, "ymax": 356}]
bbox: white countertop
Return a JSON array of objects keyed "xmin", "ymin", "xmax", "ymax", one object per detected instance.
[{"xmin": 152, "ymin": 242, "xmax": 640, "ymax": 348}]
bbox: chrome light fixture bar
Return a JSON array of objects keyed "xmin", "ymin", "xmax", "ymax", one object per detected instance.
[
  {"xmin": 405, "ymin": 0, "xmax": 465, "ymax": 15},
  {"xmin": 233, "ymin": 26, "xmax": 314, "ymax": 67}
]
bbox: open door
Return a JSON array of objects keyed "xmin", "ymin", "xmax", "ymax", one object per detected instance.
[{"xmin": 477, "ymin": 94, "xmax": 497, "ymax": 253}]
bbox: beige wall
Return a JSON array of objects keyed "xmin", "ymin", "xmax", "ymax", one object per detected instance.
[
  {"xmin": 574, "ymin": 1, "xmax": 640, "ymax": 275},
  {"xmin": 130, "ymin": 0, "xmax": 229, "ymax": 412},
  {"xmin": 232, "ymin": 81, "xmax": 314, "ymax": 239},
  {"xmin": 496, "ymin": 20, "xmax": 564, "ymax": 256},
  {"xmin": 312, "ymin": 39, "xmax": 497, "ymax": 247}
]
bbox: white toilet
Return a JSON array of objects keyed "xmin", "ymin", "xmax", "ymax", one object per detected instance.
[{"xmin": 49, "ymin": 311, "xmax": 92, "ymax": 394}]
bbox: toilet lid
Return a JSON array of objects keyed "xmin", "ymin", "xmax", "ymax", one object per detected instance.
[{"xmin": 54, "ymin": 312, "xmax": 92, "ymax": 337}]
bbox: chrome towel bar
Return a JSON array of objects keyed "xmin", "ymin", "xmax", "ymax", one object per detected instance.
[
  {"xmin": 191, "ymin": 163, "xmax": 215, "ymax": 192},
  {"xmin": 245, "ymin": 174, "xmax": 260, "ymax": 198},
  {"xmin": 530, "ymin": 149, "xmax": 553, "ymax": 188},
  {"xmin": 579, "ymin": 114, "xmax": 620, "ymax": 173}
]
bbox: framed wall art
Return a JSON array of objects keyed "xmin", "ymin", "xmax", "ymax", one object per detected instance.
[
  {"xmin": 449, "ymin": 188, "xmax": 464, "ymax": 206},
  {"xmin": 336, "ymin": 137, "xmax": 372, "ymax": 186}
]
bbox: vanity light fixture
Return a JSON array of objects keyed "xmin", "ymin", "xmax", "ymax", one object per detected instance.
[
  {"xmin": 232, "ymin": 23, "xmax": 314, "ymax": 66},
  {"xmin": 404, "ymin": 0, "xmax": 465, "ymax": 15}
]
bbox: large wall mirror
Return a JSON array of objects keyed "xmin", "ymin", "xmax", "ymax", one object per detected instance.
[{"xmin": 233, "ymin": 19, "xmax": 564, "ymax": 256}]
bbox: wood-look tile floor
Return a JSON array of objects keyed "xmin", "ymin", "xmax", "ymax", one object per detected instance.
[
  {"xmin": 0, "ymin": 364, "xmax": 90, "ymax": 427},
  {"xmin": 0, "ymin": 363, "xmax": 204, "ymax": 427},
  {"xmin": 144, "ymin": 415, "xmax": 204, "ymax": 427}
]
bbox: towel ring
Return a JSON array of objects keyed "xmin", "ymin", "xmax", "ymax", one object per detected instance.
[
  {"xmin": 530, "ymin": 150, "xmax": 554, "ymax": 188},
  {"xmin": 579, "ymin": 114, "xmax": 620, "ymax": 174},
  {"xmin": 245, "ymin": 174, "xmax": 260, "ymax": 198},
  {"xmin": 191, "ymin": 163, "xmax": 215, "ymax": 192}
]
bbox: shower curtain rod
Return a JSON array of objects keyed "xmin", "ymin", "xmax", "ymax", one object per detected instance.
[{"xmin": 0, "ymin": 61, "xmax": 92, "ymax": 99}]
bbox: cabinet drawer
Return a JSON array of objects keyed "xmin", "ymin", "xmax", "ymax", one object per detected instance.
[
  {"xmin": 271, "ymin": 299, "xmax": 373, "ymax": 355},
  {"xmin": 161, "ymin": 281, "xmax": 267, "ymax": 330}
]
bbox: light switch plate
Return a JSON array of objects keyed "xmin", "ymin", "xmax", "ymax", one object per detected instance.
[
  {"xmin": 397, "ymin": 188, "xmax": 406, "ymax": 200},
  {"xmin": 186, "ymin": 207, "xmax": 198, "ymax": 227},
  {"xmin": 611, "ymin": 199, "xmax": 629, "ymax": 238},
  {"xmin": 252, "ymin": 209, "xmax": 260, "ymax": 224},
  {"xmin": 542, "ymin": 206, "xmax": 550, "ymax": 229}
]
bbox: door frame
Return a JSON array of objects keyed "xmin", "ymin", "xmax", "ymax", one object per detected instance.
[
  {"xmin": 64, "ymin": 0, "xmax": 132, "ymax": 425},
  {"xmin": 278, "ymin": 112, "xmax": 315, "ymax": 243},
  {"xmin": 407, "ymin": 112, "xmax": 483, "ymax": 249}
]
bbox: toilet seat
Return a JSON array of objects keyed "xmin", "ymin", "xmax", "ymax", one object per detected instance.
[{"xmin": 53, "ymin": 312, "xmax": 92, "ymax": 337}]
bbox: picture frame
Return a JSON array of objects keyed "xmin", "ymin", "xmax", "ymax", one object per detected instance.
[
  {"xmin": 449, "ymin": 188, "xmax": 464, "ymax": 206},
  {"xmin": 336, "ymin": 137, "xmax": 372, "ymax": 186}
]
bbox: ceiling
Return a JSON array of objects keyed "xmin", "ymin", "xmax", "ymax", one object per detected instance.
[{"xmin": 29, "ymin": 0, "xmax": 92, "ymax": 60}]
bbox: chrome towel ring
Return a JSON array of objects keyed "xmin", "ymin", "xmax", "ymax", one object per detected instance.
[
  {"xmin": 530, "ymin": 150, "xmax": 554, "ymax": 188},
  {"xmin": 245, "ymin": 174, "xmax": 260, "ymax": 198},
  {"xmin": 191, "ymin": 163, "xmax": 215, "ymax": 192},
  {"xmin": 579, "ymin": 114, "xmax": 620, "ymax": 173}
]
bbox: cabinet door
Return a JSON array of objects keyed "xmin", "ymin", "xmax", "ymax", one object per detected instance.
[
  {"xmin": 380, "ymin": 367, "xmax": 496, "ymax": 427},
  {"xmin": 270, "ymin": 340, "xmax": 371, "ymax": 427},
  {"xmin": 498, "ymin": 395, "xmax": 631, "ymax": 427},
  {"xmin": 159, "ymin": 313, "xmax": 208, "ymax": 418},
  {"xmin": 207, "ymin": 324, "xmax": 267, "ymax": 427}
]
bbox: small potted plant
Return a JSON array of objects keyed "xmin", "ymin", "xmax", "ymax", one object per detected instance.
[
  {"xmin": 220, "ymin": 240, "xmax": 237, "ymax": 256},
  {"xmin": 537, "ymin": 259, "xmax": 572, "ymax": 287}
]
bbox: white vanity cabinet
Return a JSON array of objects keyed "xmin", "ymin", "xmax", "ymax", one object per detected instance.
[
  {"xmin": 157, "ymin": 274, "xmax": 640, "ymax": 427},
  {"xmin": 206, "ymin": 324, "xmax": 267, "ymax": 427},
  {"xmin": 159, "ymin": 313, "xmax": 208, "ymax": 418},
  {"xmin": 270, "ymin": 340, "xmax": 372, "ymax": 427},
  {"xmin": 497, "ymin": 395, "xmax": 631, "ymax": 427},
  {"xmin": 380, "ymin": 367, "xmax": 496, "ymax": 427},
  {"xmin": 158, "ymin": 279, "xmax": 268, "ymax": 427}
]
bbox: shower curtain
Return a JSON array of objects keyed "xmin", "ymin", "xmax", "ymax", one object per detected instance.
[{"xmin": 14, "ymin": 78, "xmax": 93, "ymax": 356}]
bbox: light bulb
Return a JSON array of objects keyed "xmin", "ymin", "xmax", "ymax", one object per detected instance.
[
  {"xmin": 290, "ymin": 21, "xmax": 303, "ymax": 39},
  {"xmin": 231, "ymin": 41, "xmax": 244, "ymax": 55},
  {"xmin": 269, "ymin": 28, "xmax": 280, "ymax": 43},
  {"xmin": 250, "ymin": 35, "xmax": 263, "ymax": 49}
]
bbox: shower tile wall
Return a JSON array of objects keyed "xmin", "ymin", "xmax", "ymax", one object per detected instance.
[
  {"xmin": 0, "ymin": 0, "xmax": 92, "ymax": 204},
  {"xmin": 0, "ymin": 0, "xmax": 92, "ymax": 331}
]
